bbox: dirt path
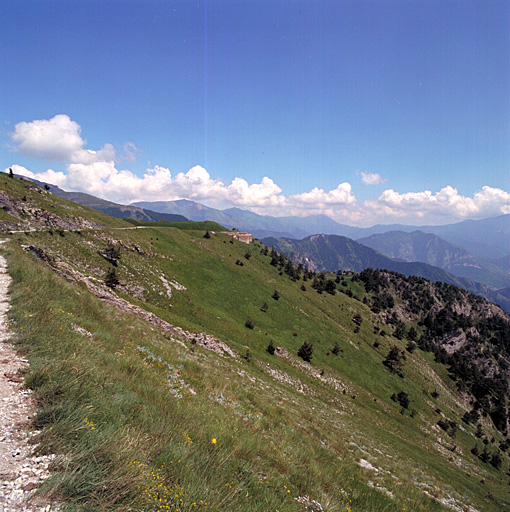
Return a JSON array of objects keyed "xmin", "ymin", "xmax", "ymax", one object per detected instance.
[{"xmin": 0, "ymin": 241, "xmax": 59, "ymax": 511}]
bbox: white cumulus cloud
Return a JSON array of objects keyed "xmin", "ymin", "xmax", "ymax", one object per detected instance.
[
  {"xmin": 290, "ymin": 183, "xmax": 356, "ymax": 208},
  {"xmin": 6, "ymin": 115, "xmax": 509, "ymax": 226},
  {"xmin": 357, "ymin": 170, "xmax": 387, "ymax": 186},
  {"xmin": 6, "ymin": 161, "xmax": 285, "ymax": 207},
  {"xmin": 227, "ymin": 176, "xmax": 285, "ymax": 207},
  {"xmin": 118, "ymin": 142, "xmax": 139, "ymax": 163},
  {"xmin": 7, "ymin": 161, "xmax": 510, "ymax": 226},
  {"xmin": 367, "ymin": 185, "xmax": 510, "ymax": 223},
  {"xmin": 7, "ymin": 164, "xmax": 67, "ymax": 188},
  {"xmin": 9, "ymin": 114, "xmax": 115, "ymax": 164}
]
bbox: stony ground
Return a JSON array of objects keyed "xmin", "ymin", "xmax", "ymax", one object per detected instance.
[{"xmin": 0, "ymin": 242, "xmax": 59, "ymax": 512}]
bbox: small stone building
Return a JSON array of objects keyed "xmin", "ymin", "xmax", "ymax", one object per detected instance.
[{"xmin": 222, "ymin": 231, "xmax": 253, "ymax": 244}]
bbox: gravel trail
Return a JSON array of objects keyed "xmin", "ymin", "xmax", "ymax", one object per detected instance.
[{"xmin": 0, "ymin": 241, "xmax": 59, "ymax": 512}]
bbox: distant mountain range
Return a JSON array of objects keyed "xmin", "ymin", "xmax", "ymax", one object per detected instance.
[
  {"xmin": 21, "ymin": 183, "xmax": 509, "ymax": 261},
  {"xmin": 261, "ymin": 233, "xmax": 510, "ymax": 312},
  {"xmin": 357, "ymin": 230, "xmax": 510, "ymax": 289},
  {"xmin": 133, "ymin": 199, "xmax": 510, "ymax": 260},
  {"xmin": 134, "ymin": 199, "xmax": 510, "ymax": 288},
  {"xmin": 36, "ymin": 183, "xmax": 189, "ymax": 224},
  {"xmin": 132, "ymin": 199, "xmax": 346, "ymax": 240}
]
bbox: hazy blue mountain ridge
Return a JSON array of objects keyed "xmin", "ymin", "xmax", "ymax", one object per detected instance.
[
  {"xmin": 132, "ymin": 199, "xmax": 353, "ymax": 239},
  {"xmin": 357, "ymin": 230, "xmax": 510, "ymax": 289},
  {"xmin": 262, "ymin": 233, "xmax": 510, "ymax": 312},
  {"xmin": 29, "ymin": 182, "xmax": 190, "ymax": 223},
  {"xmin": 132, "ymin": 199, "xmax": 510, "ymax": 259}
]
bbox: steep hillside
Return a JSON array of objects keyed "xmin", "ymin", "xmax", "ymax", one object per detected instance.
[
  {"xmin": 1, "ymin": 176, "xmax": 510, "ymax": 511},
  {"xmin": 357, "ymin": 230, "xmax": 510, "ymax": 289},
  {"xmin": 0, "ymin": 175, "xmax": 129, "ymax": 231},
  {"xmin": 357, "ymin": 268, "xmax": 510, "ymax": 434},
  {"xmin": 358, "ymin": 230, "xmax": 479, "ymax": 267},
  {"xmin": 493, "ymin": 254, "xmax": 510, "ymax": 273},
  {"xmin": 263, "ymin": 234, "xmax": 395, "ymax": 273}
]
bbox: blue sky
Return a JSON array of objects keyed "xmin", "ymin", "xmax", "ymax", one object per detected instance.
[{"xmin": 1, "ymin": 0, "xmax": 509, "ymax": 226}]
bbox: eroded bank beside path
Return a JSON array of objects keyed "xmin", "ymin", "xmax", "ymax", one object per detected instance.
[{"xmin": 0, "ymin": 241, "xmax": 59, "ymax": 511}]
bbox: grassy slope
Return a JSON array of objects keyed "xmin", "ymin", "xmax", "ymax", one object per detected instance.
[
  {"xmin": 123, "ymin": 218, "xmax": 226, "ymax": 231},
  {"xmin": 1, "ymin": 179, "xmax": 509, "ymax": 511}
]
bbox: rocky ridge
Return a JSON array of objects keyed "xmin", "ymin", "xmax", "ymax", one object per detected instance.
[{"xmin": 0, "ymin": 188, "xmax": 104, "ymax": 233}]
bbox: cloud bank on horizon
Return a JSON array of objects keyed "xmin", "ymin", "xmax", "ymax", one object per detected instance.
[{"xmin": 6, "ymin": 115, "xmax": 510, "ymax": 226}]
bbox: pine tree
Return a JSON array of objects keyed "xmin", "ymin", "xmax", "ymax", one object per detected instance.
[
  {"xmin": 383, "ymin": 345, "xmax": 405, "ymax": 375},
  {"xmin": 490, "ymin": 452, "xmax": 502, "ymax": 469},
  {"xmin": 104, "ymin": 268, "xmax": 119, "ymax": 289},
  {"xmin": 397, "ymin": 391, "xmax": 410, "ymax": 409},
  {"xmin": 297, "ymin": 342, "xmax": 314, "ymax": 362},
  {"xmin": 270, "ymin": 248, "xmax": 279, "ymax": 266},
  {"xmin": 325, "ymin": 279, "xmax": 337, "ymax": 295}
]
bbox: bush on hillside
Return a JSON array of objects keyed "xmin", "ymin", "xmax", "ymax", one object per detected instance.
[
  {"xmin": 396, "ymin": 391, "xmax": 410, "ymax": 409},
  {"xmin": 104, "ymin": 268, "xmax": 119, "ymax": 289},
  {"xmin": 297, "ymin": 342, "xmax": 314, "ymax": 362},
  {"xmin": 394, "ymin": 324, "xmax": 407, "ymax": 340},
  {"xmin": 438, "ymin": 419, "xmax": 458, "ymax": 438},
  {"xmin": 490, "ymin": 452, "xmax": 502, "ymax": 469},
  {"xmin": 383, "ymin": 345, "xmax": 405, "ymax": 376},
  {"xmin": 101, "ymin": 245, "xmax": 121, "ymax": 266},
  {"xmin": 406, "ymin": 341, "xmax": 417, "ymax": 354}
]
